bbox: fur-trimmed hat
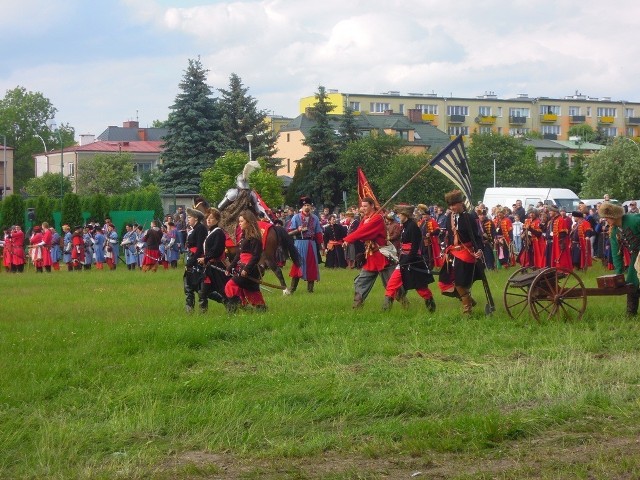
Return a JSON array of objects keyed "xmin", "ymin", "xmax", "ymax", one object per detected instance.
[
  {"xmin": 395, "ymin": 204, "xmax": 414, "ymax": 217},
  {"xmin": 299, "ymin": 195, "xmax": 313, "ymax": 207},
  {"xmin": 598, "ymin": 202, "xmax": 624, "ymax": 219},
  {"xmin": 186, "ymin": 207, "xmax": 205, "ymax": 221},
  {"xmin": 444, "ymin": 189, "xmax": 465, "ymax": 206},
  {"xmin": 416, "ymin": 204, "xmax": 428, "ymax": 215}
]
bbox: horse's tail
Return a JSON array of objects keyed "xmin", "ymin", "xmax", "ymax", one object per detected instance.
[{"xmin": 274, "ymin": 225, "xmax": 301, "ymax": 267}]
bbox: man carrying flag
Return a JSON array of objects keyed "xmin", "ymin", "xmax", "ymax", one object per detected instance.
[{"xmin": 343, "ymin": 196, "xmax": 396, "ymax": 308}]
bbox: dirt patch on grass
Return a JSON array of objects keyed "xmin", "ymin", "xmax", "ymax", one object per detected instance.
[{"xmin": 157, "ymin": 432, "xmax": 640, "ymax": 479}]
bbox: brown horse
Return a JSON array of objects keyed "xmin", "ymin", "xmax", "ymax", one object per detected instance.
[{"xmin": 193, "ymin": 194, "xmax": 300, "ymax": 294}]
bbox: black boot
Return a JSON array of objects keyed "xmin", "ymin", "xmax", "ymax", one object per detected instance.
[
  {"xmin": 382, "ymin": 296, "xmax": 393, "ymax": 311},
  {"xmin": 290, "ymin": 277, "xmax": 299, "ymax": 293},
  {"xmin": 627, "ymin": 290, "xmax": 639, "ymax": 316},
  {"xmin": 425, "ymin": 297, "xmax": 436, "ymax": 313},
  {"xmin": 307, "ymin": 281, "xmax": 314, "ymax": 293},
  {"xmin": 226, "ymin": 296, "xmax": 241, "ymax": 314}
]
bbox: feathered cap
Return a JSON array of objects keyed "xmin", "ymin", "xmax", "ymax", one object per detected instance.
[
  {"xmin": 186, "ymin": 207, "xmax": 205, "ymax": 221},
  {"xmin": 394, "ymin": 204, "xmax": 414, "ymax": 217},
  {"xmin": 598, "ymin": 202, "xmax": 624, "ymax": 219},
  {"xmin": 416, "ymin": 204, "xmax": 429, "ymax": 215},
  {"xmin": 444, "ymin": 189, "xmax": 465, "ymax": 206}
]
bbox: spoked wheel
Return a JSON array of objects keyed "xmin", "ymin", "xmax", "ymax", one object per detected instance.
[
  {"xmin": 503, "ymin": 266, "xmax": 539, "ymax": 320},
  {"xmin": 528, "ymin": 267, "xmax": 587, "ymax": 322}
]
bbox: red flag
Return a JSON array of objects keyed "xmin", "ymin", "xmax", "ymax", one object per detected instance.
[
  {"xmin": 357, "ymin": 167, "xmax": 380, "ymax": 208},
  {"xmin": 254, "ymin": 190, "xmax": 274, "ymax": 221}
]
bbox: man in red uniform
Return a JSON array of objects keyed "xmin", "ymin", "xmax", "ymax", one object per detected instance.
[
  {"xmin": 545, "ymin": 205, "xmax": 572, "ymax": 270},
  {"xmin": 40, "ymin": 222, "xmax": 53, "ymax": 272},
  {"xmin": 420, "ymin": 208, "xmax": 443, "ymax": 269},
  {"xmin": 29, "ymin": 225, "xmax": 45, "ymax": 273},
  {"xmin": 10, "ymin": 225, "xmax": 25, "ymax": 273},
  {"xmin": 343, "ymin": 197, "xmax": 396, "ymax": 308}
]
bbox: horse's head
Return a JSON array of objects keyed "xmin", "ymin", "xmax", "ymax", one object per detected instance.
[{"xmin": 193, "ymin": 196, "xmax": 210, "ymax": 215}]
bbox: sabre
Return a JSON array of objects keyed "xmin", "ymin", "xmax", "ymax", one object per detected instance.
[{"xmin": 208, "ymin": 263, "xmax": 287, "ymax": 290}]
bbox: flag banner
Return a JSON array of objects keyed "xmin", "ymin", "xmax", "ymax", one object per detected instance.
[
  {"xmin": 254, "ymin": 190, "xmax": 274, "ymax": 220},
  {"xmin": 357, "ymin": 167, "xmax": 380, "ymax": 209},
  {"xmin": 429, "ymin": 135, "xmax": 473, "ymax": 210}
]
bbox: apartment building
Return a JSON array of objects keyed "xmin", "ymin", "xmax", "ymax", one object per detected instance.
[{"xmin": 299, "ymin": 90, "xmax": 640, "ymax": 141}]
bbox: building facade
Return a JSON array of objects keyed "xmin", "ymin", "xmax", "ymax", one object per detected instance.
[{"xmin": 299, "ymin": 90, "xmax": 640, "ymax": 141}]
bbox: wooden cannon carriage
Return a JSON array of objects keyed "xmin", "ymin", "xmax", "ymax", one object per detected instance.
[{"xmin": 503, "ymin": 267, "xmax": 634, "ymax": 321}]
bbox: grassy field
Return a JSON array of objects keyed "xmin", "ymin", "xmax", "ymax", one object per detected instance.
[{"xmin": 1, "ymin": 260, "xmax": 640, "ymax": 479}]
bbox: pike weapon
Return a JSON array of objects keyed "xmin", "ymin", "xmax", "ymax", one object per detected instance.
[{"xmin": 209, "ymin": 263, "xmax": 287, "ymax": 290}]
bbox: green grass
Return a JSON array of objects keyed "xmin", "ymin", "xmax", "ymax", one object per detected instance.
[{"xmin": 1, "ymin": 262, "xmax": 640, "ymax": 479}]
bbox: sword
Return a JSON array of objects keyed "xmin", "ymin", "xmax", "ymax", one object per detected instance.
[{"xmin": 209, "ymin": 263, "xmax": 287, "ymax": 290}]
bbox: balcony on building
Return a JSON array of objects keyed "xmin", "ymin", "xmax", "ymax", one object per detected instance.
[
  {"xmin": 570, "ymin": 115, "xmax": 586, "ymax": 123},
  {"xmin": 476, "ymin": 116, "xmax": 496, "ymax": 125},
  {"xmin": 541, "ymin": 113, "xmax": 558, "ymax": 123},
  {"xmin": 626, "ymin": 117, "xmax": 640, "ymax": 126},
  {"xmin": 509, "ymin": 116, "xmax": 527, "ymax": 125},
  {"xmin": 543, "ymin": 133, "xmax": 558, "ymax": 140},
  {"xmin": 422, "ymin": 113, "xmax": 436, "ymax": 122},
  {"xmin": 448, "ymin": 114, "xmax": 466, "ymax": 123},
  {"xmin": 598, "ymin": 116, "xmax": 615, "ymax": 124}
]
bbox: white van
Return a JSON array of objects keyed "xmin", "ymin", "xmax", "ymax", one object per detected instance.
[{"xmin": 482, "ymin": 188, "xmax": 580, "ymax": 214}]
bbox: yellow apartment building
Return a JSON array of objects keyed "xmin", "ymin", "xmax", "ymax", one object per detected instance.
[{"xmin": 299, "ymin": 90, "xmax": 640, "ymax": 141}]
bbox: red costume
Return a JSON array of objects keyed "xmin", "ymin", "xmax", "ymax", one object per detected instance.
[
  {"xmin": 548, "ymin": 214, "xmax": 572, "ymax": 270},
  {"xmin": 421, "ymin": 217, "xmax": 443, "ymax": 268},
  {"xmin": 41, "ymin": 227, "xmax": 53, "ymax": 268},
  {"xmin": 71, "ymin": 230, "xmax": 85, "ymax": 270},
  {"xmin": 519, "ymin": 217, "xmax": 546, "ymax": 268},
  {"xmin": 570, "ymin": 219, "xmax": 593, "ymax": 269},
  {"xmin": 11, "ymin": 228, "xmax": 25, "ymax": 272},
  {"xmin": 3, "ymin": 231, "xmax": 12, "ymax": 271},
  {"xmin": 343, "ymin": 212, "xmax": 388, "ymax": 272},
  {"xmin": 495, "ymin": 216, "xmax": 515, "ymax": 267},
  {"xmin": 30, "ymin": 230, "xmax": 45, "ymax": 270}
]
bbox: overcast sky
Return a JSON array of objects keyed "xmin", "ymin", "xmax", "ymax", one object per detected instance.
[{"xmin": 1, "ymin": 0, "xmax": 639, "ymax": 139}]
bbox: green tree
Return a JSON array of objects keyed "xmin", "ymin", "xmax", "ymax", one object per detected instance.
[
  {"xmin": 76, "ymin": 153, "xmax": 137, "ymax": 195},
  {"xmin": 159, "ymin": 57, "xmax": 225, "ymax": 193},
  {"xmin": 200, "ymin": 151, "xmax": 283, "ymax": 209},
  {"xmin": 581, "ymin": 138, "xmax": 640, "ymax": 199},
  {"xmin": 151, "ymin": 119, "xmax": 168, "ymax": 128},
  {"xmin": 378, "ymin": 153, "xmax": 455, "ymax": 206},
  {"xmin": 0, "ymin": 87, "xmax": 66, "ymax": 190},
  {"xmin": 142, "ymin": 186, "xmax": 164, "ymax": 220},
  {"xmin": 24, "ymin": 172, "xmax": 73, "ymax": 198},
  {"xmin": 337, "ymin": 103, "xmax": 360, "ymax": 148},
  {"xmin": 61, "ymin": 193, "xmax": 83, "ymax": 228},
  {"xmin": 89, "ymin": 194, "xmax": 110, "ymax": 222},
  {"xmin": 467, "ymin": 133, "xmax": 540, "ymax": 202},
  {"xmin": 1, "ymin": 194, "xmax": 25, "ymax": 228},
  {"xmin": 299, "ymin": 86, "xmax": 342, "ymax": 208},
  {"xmin": 337, "ymin": 134, "xmax": 406, "ymax": 199},
  {"xmin": 34, "ymin": 195, "xmax": 54, "ymax": 226},
  {"xmin": 218, "ymin": 73, "xmax": 276, "ymax": 161}
]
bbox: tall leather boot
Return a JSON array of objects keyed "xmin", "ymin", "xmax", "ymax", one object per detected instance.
[
  {"xmin": 307, "ymin": 281, "xmax": 314, "ymax": 293},
  {"xmin": 627, "ymin": 289, "xmax": 640, "ymax": 316},
  {"xmin": 382, "ymin": 296, "xmax": 393, "ymax": 311},
  {"xmin": 290, "ymin": 277, "xmax": 300, "ymax": 293},
  {"xmin": 456, "ymin": 286, "xmax": 473, "ymax": 314},
  {"xmin": 226, "ymin": 296, "xmax": 241, "ymax": 314}
]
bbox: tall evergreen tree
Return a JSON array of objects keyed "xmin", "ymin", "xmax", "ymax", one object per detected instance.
[
  {"xmin": 299, "ymin": 86, "xmax": 341, "ymax": 208},
  {"xmin": 61, "ymin": 193, "xmax": 83, "ymax": 228},
  {"xmin": 218, "ymin": 73, "xmax": 276, "ymax": 162},
  {"xmin": 338, "ymin": 103, "xmax": 360, "ymax": 148},
  {"xmin": 159, "ymin": 57, "xmax": 225, "ymax": 194}
]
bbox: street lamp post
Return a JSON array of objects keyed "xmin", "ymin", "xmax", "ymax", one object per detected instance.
[
  {"xmin": 50, "ymin": 122, "xmax": 64, "ymax": 197},
  {"xmin": 2, "ymin": 135, "xmax": 6, "ymax": 200},
  {"xmin": 35, "ymin": 134, "xmax": 48, "ymax": 175},
  {"xmin": 246, "ymin": 134, "xmax": 254, "ymax": 162}
]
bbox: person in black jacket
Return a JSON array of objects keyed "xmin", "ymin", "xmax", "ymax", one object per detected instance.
[
  {"xmin": 198, "ymin": 208, "xmax": 229, "ymax": 312},
  {"xmin": 184, "ymin": 207, "xmax": 208, "ymax": 313},
  {"xmin": 224, "ymin": 210, "xmax": 266, "ymax": 313},
  {"xmin": 439, "ymin": 190, "xmax": 484, "ymax": 315},
  {"xmin": 382, "ymin": 205, "xmax": 435, "ymax": 312}
]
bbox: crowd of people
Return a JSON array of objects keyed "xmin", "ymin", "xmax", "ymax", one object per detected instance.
[
  {"xmin": 3, "ymin": 187, "xmax": 639, "ymax": 317},
  {"xmin": 1, "ymin": 216, "xmax": 184, "ymax": 273}
]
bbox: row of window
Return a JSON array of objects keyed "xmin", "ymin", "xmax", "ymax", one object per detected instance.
[
  {"xmin": 447, "ymin": 126, "xmax": 625, "ymax": 137},
  {"xmin": 348, "ymin": 102, "xmax": 635, "ymax": 119},
  {"xmin": 63, "ymin": 162, "xmax": 152, "ymax": 176}
]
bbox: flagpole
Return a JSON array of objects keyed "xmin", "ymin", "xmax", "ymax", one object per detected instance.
[{"xmin": 377, "ymin": 162, "xmax": 432, "ymax": 213}]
